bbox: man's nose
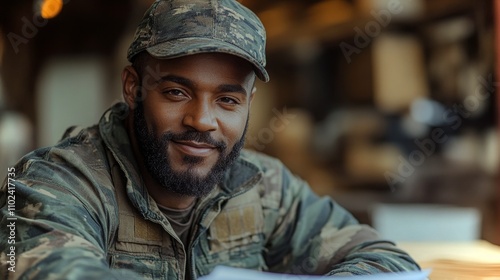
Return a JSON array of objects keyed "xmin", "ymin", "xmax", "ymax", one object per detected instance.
[{"xmin": 182, "ymin": 98, "xmax": 218, "ymax": 132}]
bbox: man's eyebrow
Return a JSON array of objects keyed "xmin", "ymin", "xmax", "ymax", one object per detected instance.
[
  {"xmin": 217, "ymin": 84, "xmax": 248, "ymax": 96},
  {"xmin": 155, "ymin": 74, "xmax": 248, "ymax": 96},
  {"xmin": 156, "ymin": 75, "xmax": 194, "ymax": 88}
]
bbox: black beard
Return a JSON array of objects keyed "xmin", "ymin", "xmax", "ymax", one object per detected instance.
[{"xmin": 133, "ymin": 102, "xmax": 247, "ymax": 197}]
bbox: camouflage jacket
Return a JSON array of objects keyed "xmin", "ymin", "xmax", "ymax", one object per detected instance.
[{"xmin": 0, "ymin": 103, "xmax": 420, "ymax": 279}]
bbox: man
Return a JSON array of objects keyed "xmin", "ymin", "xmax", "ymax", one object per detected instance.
[{"xmin": 0, "ymin": 0, "xmax": 420, "ymax": 279}]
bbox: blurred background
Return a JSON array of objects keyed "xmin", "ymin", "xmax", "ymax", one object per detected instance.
[{"xmin": 0, "ymin": 0, "xmax": 498, "ymax": 244}]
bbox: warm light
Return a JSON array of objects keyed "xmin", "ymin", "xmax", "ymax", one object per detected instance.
[{"xmin": 40, "ymin": 0, "xmax": 63, "ymax": 19}]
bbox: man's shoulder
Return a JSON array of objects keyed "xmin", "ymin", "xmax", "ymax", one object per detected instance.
[
  {"xmin": 239, "ymin": 148, "xmax": 285, "ymax": 172},
  {"xmin": 14, "ymin": 124, "xmax": 108, "ymax": 180},
  {"xmin": 59, "ymin": 124, "xmax": 101, "ymax": 145},
  {"xmin": 238, "ymin": 149, "xmax": 292, "ymax": 196},
  {"xmin": 39, "ymin": 124, "xmax": 103, "ymax": 159}
]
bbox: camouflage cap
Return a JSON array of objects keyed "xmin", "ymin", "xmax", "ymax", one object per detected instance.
[{"xmin": 127, "ymin": 0, "xmax": 269, "ymax": 82}]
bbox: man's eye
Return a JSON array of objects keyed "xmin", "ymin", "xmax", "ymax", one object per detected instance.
[
  {"xmin": 219, "ymin": 97, "xmax": 239, "ymax": 104},
  {"xmin": 163, "ymin": 89, "xmax": 185, "ymax": 97}
]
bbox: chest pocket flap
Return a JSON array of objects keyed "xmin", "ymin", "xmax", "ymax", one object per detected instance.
[{"xmin": 209, "ymin": 188, "xmax": 264, "ymax": 253}]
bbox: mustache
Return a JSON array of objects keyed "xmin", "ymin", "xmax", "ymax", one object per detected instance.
[{"xmin": 161, "ymin": 131, "xmax": 227, "ymax": 151}]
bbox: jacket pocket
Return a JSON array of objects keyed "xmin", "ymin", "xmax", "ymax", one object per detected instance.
[
  {"xmin": 207, "ymin": 203, "xmax": 267, "ymax": 270},
  {"xmin": 109, "ymin": 250, "xmax": 179, "ymax": 280}
]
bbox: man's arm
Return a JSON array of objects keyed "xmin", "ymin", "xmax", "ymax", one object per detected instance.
[
  {"xmin": 0, "ymin": 152, "xmax": 140, "ymax": 279},
  {"xmin": 263, "ymin": 164, "xmax": 420, "ymax": 276}
]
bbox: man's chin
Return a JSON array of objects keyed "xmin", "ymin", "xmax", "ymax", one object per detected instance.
[
  {"xmin": 170, "ymin": 167, "xmax": 207, "ymax": 179},
  {"xmin": 152, "ymin": 165, "xmax": 219, "ymax": 197},
  {"xmin": 174, "ymin": 154, "xmax": 220, "ymax": 174}
]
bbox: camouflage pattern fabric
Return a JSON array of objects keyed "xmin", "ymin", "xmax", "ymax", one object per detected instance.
[
  {"xmin": 0, "ymin": 103, "xmax": 420, "ymax": 279},
  {"xmin": 127, "ymin": 0, "xmax": 269, "ymax": 82}
]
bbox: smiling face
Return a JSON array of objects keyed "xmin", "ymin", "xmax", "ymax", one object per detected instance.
[{"xmin": 123, "ymin": 53, "xmax": 255, "ymax": 197}]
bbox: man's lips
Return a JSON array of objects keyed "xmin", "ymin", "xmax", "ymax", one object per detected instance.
[{"xmin": 171, "ymin": 140, "xmax": 217, "ymax": 157}]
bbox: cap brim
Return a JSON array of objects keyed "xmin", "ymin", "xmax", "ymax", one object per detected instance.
[{"xmin": 146, "ymin": 37, "xmax": 269, "ymax": 82}]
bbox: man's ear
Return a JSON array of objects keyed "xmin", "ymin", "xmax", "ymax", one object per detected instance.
[
  {"xmin": 122, "ymin": 66, "xmax": 141, "ymax": 109},
  {"xmin": 249, "ymin": 86, "xmax": 257, "ymax": 106}
]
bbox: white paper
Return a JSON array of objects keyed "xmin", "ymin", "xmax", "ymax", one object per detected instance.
[{"xmin": 198, "ymin": 266, "xmax": 431, "ymax": 280}]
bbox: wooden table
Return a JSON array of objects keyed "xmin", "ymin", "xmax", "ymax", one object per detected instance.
[{"xmin": 399, "ymin": 241, "xmax": 500, "ymax": 280}]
